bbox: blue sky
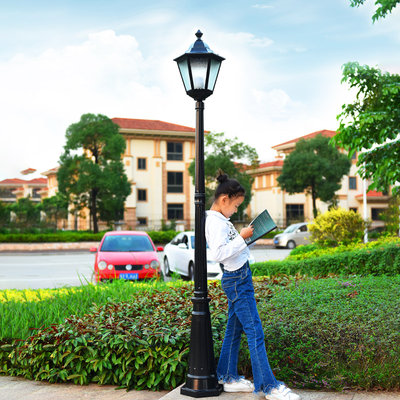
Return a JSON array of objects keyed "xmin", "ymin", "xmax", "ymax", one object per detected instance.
[{"xmin": 1, "ymin": 0, "xmax": 399, "ymax": 180}]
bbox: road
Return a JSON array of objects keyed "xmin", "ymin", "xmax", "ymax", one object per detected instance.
[{"xmin": 0, "ymin": 248, "xmax": 291, "ymax": 290}]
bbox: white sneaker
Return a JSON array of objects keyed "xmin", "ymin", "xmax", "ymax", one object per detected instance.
[
  {"xmin": 265, "ymin": 384, "xmax": 301, "ymax": 400},
  {"xmin": 223, "ymin": 378, "xmax": 255, "ymax": 392}
]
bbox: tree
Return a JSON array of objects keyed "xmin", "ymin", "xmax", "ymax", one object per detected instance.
[
  {"xmin": 333, "ymin": 63, "xmax": 400, "ymax": 194},
  {"xmin": 349, "ymin": 0, "xmax": 399, "ymax": 21},
  {"xmin": 9, "ymin": 197, "xmax": 40, "ymax": 229},
  {"xmin": 277, "ymin": 134, "xmax": 351, "ymax": 217},
  {"xmin": 39, "ymin": 194, "xmax": 68, "ymax": 229},
  {"xmin": 188, "ymin": 132, "xmax": 259, "ymax": 220},
  {"xmin": 57, "ymin": 114, "xmax": 131, "ymax": 233}
]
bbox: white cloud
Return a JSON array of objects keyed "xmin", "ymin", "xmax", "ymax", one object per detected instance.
[
  {"xmin": 223, "ymin": 32, "xmax": 274, "ymax": 48},
  {"xmin": 252, "ymin": 4, "xmax": 274, "ymax": 9}
]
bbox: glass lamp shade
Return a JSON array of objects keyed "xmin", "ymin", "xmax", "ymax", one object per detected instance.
[{"xmin": 174, "ymin": 31, "xmax": 224, "ymax": 101}]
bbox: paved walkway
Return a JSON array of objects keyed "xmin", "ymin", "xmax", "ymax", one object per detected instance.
[
  {"xmin": 0, "ymin": 239, "xmax": 274, "ymax": 253},
  {"xmin": 0, "ymin": 376, "xmax": 399, "ymax": 400}
]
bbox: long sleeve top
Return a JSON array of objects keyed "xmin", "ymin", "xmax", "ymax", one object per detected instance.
[{"xmin": 205, "ymin": 210, "xmax": 250, "ymax": 271}]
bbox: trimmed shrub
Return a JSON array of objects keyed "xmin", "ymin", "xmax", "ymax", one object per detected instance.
[
  {"xmin": 0, "ymin": 230, "xmax": 177, "ymax": 244},
  {"xmin": 0, "ymin": 276, "xmax": 399, "ymax": 391},
  {"xmin": 309, "ymin": 208, "xmax": 367, "ymax": 246},
  {"xmin": 288, "ymin": 236, "xmax": 400, "ymax": 261},
  {"xmin": 251, "ymin": 241, "xmax": 400, "ymax": 277}
]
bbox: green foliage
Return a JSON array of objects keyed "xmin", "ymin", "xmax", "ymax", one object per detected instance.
[
  {"xmin": 379, "ymin": 194, "xmax": 400, "ymax": 235},
  {"xmin": 0, "ymin": 231, "xmax": 105, "ymax": 243},
  {"xmin": 0, "ymin": 230, "xmax": 176, "ymax": 244},
  {"xmin": 37, "ymin": 194, "xmax": 68, "ymax": 228},
  {"xmin": 1, "ymin": 276, "xmax": 399, "ymax": 391},
  {"xmin": 334, "ymin": 62, "xmax": 400, "ymax": 194},
  {"xmin": 188, "ymin": 132, "xmax": 258, "ymax": 220},
  {"xmin": 308, "ymin": 208, "xmax": 368, "ymax": 246},
  {"xmin": 57, "ymin": 114, "xmax": 131, "ymax": 233},
  {"xmin": 277, "ymin": 135, "xmax": 351, "ymax": 217},
  {"xmin": 288, "ymin": 235, "xmax": 400, "ymax": 260},
  {"xmin": 259, "ymin": 276, "xmax": 400, "ymax": 390},
  {"xmin": 8, "ymin": 198, "xmax": 40, "ymax": 228},
  {"xmin": 251, "ymin": 240, "xmax": 400, "ymax": 277},
  {"xmin": 0, "ymin": 201, "xmax": 10, "ymax": 226},
  {"xmin": 349, "ymin": 0, "xmax": 399, "ymax": 21}
]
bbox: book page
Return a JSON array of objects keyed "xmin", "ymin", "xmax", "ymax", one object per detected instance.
[{"xmin": 245, "ymin": 209, "xmax": 277, "ymax": 246}]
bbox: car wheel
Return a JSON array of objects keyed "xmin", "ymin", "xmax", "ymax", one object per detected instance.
[
  {"xmin": 164, "ymin": 256, "xmax": 171, "ymax": 276},
  {"xmin": 287, "ymin": 240, "xmax": 296, "ymax": 249},
  {"xmin": 188, "ymin": 262, "xmax": 194, "ymax": 281}
]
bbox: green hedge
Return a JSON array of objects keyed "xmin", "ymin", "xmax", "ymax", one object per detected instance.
[
  {"xmin": 251, "ymin": 242, "xmax": 400, "ymax": 277},
  {"xmin": 1, "ymin": 276, "xmax": 399, "ymax": 391},
  {"xmin": 0, "ymin": 230, "xmax": 177, "ymax": 244},
  {"xmin": 288, "ymin": 236, "xmax": 400, "ymax": 261}
]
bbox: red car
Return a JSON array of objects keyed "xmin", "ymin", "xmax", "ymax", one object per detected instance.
[{"xmin": 91, "ymin": 231, "xmax": 163, "ymax": 283}]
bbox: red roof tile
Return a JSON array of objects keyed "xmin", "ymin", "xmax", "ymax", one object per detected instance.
[
  {"xmin": 0, "ymin": 178, "xmax": 47, "ymax": 185},
  {"xmin": 258, "ymin": 160, "xmax": 284, "ymax": 168},
  {"xmin": 355, "ymin": 190, "xmax": 386, "ymax": 198},
  {"xmin": 21, "ymin": 168, "xmax": 37, "ymax": 175},
  {"xmin": 112, "ymin": 118, "xmax": 195, "ymax": 132},
  {"xmin": 272, "ymin": 130, "xmax": 336, "ymax": 149}
]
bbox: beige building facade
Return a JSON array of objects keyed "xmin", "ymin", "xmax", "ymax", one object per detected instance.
[{"xmin": 114, "ymin": 118, "xmax": 196, "ymax": 231}]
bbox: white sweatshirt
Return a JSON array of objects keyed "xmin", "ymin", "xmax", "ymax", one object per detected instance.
[{"xmin": 205, "ymin": 210, "xmax": 250, "ymax": 271}]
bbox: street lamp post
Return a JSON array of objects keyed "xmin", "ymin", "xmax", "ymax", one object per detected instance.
[{"xmin": 174, "ymin": 30, "xmax": 224, "ymax": 398}]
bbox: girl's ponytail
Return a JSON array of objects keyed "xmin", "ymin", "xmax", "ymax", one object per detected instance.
[{"xmin": 214, "ymin": 169, "xmax": 245, "ymax": 200}]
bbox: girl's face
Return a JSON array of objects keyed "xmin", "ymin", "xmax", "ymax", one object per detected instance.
[{"xmin": 215, "ymin": 195, "xmax": 244, "ymax": 219}]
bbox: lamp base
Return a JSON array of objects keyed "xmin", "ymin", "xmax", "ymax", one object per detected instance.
[{"xmin": 180, "ymin": 379, "xmax": 223, "ymax": 398}]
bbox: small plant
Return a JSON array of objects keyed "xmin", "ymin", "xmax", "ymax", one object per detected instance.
[{"xmin": 309, "ymin": 208, "xmax": 368, "ymax": 246}]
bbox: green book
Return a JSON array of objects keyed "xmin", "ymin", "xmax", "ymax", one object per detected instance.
[{"xmin": 245, "ymin": 209, "xmax": 277, "ymax": 246}]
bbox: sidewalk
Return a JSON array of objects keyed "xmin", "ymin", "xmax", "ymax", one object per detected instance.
[
  {"xmin": 0, "ymin": 376, "xmax": 399, "ymax": 400},
  {"xmin": 160, "ymin": 385, "xmax": 400, "ymax": 400},
  {"xmin": 0, "ymin": 239, "xmax": 274, "ymax": 253}
]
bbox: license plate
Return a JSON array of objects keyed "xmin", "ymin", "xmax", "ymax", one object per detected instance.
[{"xmin": 119, "ymin": 273, "xmax": 139, "ymax": 280}]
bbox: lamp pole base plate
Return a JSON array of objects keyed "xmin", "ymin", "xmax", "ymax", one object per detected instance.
[{"xmin": 180, "ymin": 382, "xmax": 223, "ymax": 398}]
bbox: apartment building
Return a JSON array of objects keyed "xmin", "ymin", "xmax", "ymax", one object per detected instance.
[
  {"xmin": 0, "ymin": 167, "xmax": 47, "ymax": 204},
  {"xmin": 247, "ymin": 130, "xmax": 390, "ymax": 228},
  {"xmin": 113, "ymin": 118, "xmax": 196, "ymax": 231}
]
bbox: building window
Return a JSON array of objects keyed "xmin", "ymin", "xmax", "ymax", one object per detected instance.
[
  {"xmin": 286, "ymin": 204, "xmax": 304, "ymax": 225},
  {"xmin": 168, "ymin": 204, "xmax": 184, "ymax": 220},
  {"xmin": 371, "ymin": 208, "xmax": 384, "ymax": 221},
  {"xmin": 167, "ymin": 142, "xmax": 183, "ymax": 160},
  {"xmin": 32, "ymin": 188, "xmax": 41, "ymax": 198},
  {"xmin": 138, "ymin": 158, "xmax": 147, "ymax": 170},
  {"xmin": 350, "ymin": 207, "xmax": 358, "ymax": 213},
  {"xmin": 349, "ymin": 176, "xmax": 357, "ymax": 190},
  {"xmin": 167, "ymin": 172, "xmax": 183, "ymax": 193},
  {"xmin": 137, "ymin": 189, "xmax": 147, "ymax": 202},
  {"xmin": 137, "ymin": 217, "xmax": 147, "ymax": 226}
]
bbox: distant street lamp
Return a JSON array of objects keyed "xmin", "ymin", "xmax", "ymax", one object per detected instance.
[{"xmin": 174, "ymin": 30, "xmax": 224, "ymax": 398}]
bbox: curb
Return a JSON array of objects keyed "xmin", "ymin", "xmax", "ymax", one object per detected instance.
[{"xmin": 0, "ymin": 239, "xmax": 274, "ymax": 253}]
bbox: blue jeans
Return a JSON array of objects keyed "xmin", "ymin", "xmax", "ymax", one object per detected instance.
[{"xmin": 217, "ymin": 261, "xmax": 282, "ymax": 394}]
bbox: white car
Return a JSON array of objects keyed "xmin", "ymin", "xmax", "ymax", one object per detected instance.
[
  {"xmin": 163, "ymin": 231, "xmax": 255, "ymax": 280},
  {"xmin": 273, "ymin": 222, "xmax": 310, "ymax": 249}
]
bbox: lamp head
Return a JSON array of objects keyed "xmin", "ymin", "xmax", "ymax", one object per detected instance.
[{"xmin": 174, "ymin": 30, "xmax": 225, "ymax": 101}]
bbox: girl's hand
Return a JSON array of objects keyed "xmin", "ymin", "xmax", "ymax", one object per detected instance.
[{"xmin": 240, "ymin": 225, "xmax": 254, "ymax": 240}]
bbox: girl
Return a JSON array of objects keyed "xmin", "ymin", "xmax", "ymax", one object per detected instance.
[{"xmin": 205, "ymin": 171, "xmax": 300, "ymax": 400}]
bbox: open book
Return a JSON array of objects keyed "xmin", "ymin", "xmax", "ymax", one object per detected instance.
[{"xmin": 245, "ymin": 209, "xmax": 277, "ymax": 246}]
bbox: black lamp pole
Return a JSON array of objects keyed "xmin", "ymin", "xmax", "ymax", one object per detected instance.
[{"xmin": 174, "ymin": 31, "xmax": 224, "ymax": 398}]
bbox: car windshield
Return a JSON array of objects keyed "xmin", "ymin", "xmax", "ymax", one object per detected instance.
[
  {"xmin": 100, "ymin": 235, "xmax": 153, "ymax": 252},
  {"xmin": 283, "ymin": 224, "xmax": 301, "ymax": 234}
]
